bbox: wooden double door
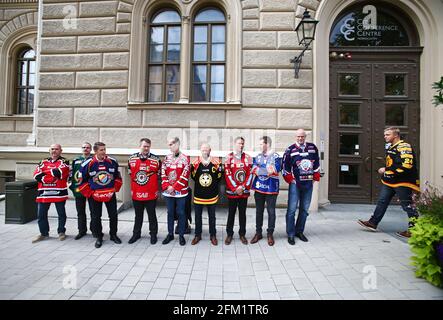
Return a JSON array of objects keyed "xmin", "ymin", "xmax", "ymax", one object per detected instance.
[{"xmin": 328, "ymin": 54, "xmax": 420, "ymax": 203}]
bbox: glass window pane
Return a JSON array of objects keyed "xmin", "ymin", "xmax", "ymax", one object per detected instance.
[
  {"xmin": 152, "ymin": 10, "xmax": 181, "ymax": 24},
  {"xmin": 193, "ymin": 84, "xmax": 207, "ymax": 101},
  {"xmin": 385, "ymin": 74, "xmax": 405, "ymax": 96},
  {"xmin": 166, "ymin": 85, "xmax": 179, "ymax": 102},
  {"xmin": 193, "ymin": 44, "xmax": 207, "ymax": 61},
  {"xmin": 211, "ymin": 44, "xmax": 225, "ymax": 61},
  {"xmin": 195, "ymin": 8, "xmax": 225, "ymax": 22},
  {"xmin": 149, "ymin": 45, "xmax": 164, "ymax": 62},
  {"xmin": 23, "ymin": 49, "xmax": 35, "ymax": 59},
  {"xmin": 148, "ymin": 84, "xmax": 162, "ymax": 102},
  {"xmin": 166, "ymin": 65, "xmax": 180, "ymax": 83},
  {"xmin": 193, "ymin": 65, "xmax": 207, "ymax": 83},
  {"xmin": 212, "ymin": 25, "xmax": 225, "ymax": 43},
  {"xmin": 17, "ymin": 89, "xmax": 24, "ymax": 114},
  {"xmin": 385, "ymin": 104, "xmax": 406, "ymax": 126},
  {"xmin": 339, "ymin": 164, "xmax": 359, "ymax": 185},
  {"xmin": 210, "ymin": 84, "xmax": 224, "ymax": 102},
  {"xmin": 168, "ymin": 27, "xmax": 181, "ymax": 44},
  {"xmin": 29, "ymin": 61, "xmax": 36, "ymax": 74},
  {"xmin": 29, "ymin": 73, "xmax": 35, "ymax": 87},
  {"xmin": 150, "ymin": 27, "xmax": 164, "ymax": 44},
  {"xmin": 149, "ymin": 66, "xmax": 162, "ymax": 83},
  {"xmin": 28, "ymin": 89, "xmax": 34, "ymax": 113},
  {"xmin": 167, "ymin": 44, "xmax": 180, "ymax": 62},
  {"xmin": 339, "ymin": 104, "xmax": 360, "ymax": 125},
  {"xmin": 194, "ymin": 26, "xmax": 208, "ymax": 43},
  {"xmin": 339, "ymin": 74, "xmax": 359, "ymax": 95},
  {"xmin": 211, "ymin": 65, "xmax": 224, "ymax": 83},
  {"xmin": 20, "ymin": 69, "xmax": 27, "ymax": 86},
  {"xmin": 339, "ymin": 134, "xmax": 360, "ymax": 155}
]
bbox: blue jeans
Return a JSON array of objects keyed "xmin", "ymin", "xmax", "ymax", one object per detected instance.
[
  {"xmin": 165, "ymin": 196, "xmax": 186, "ymax": 236},
  {"xmin": 286, "ymin": 183, "xmax": 313, "ymax": 237},
  {"xmin": 369, "ymin": 184, "xmax": 418, "ymax": 227},
  {"xmin": 37, "ymin": 201, "xmax": 67, "ymax": 236}
]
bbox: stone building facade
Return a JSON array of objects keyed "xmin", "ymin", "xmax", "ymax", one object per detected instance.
[{"xmin": 0, "ymin": 0, "xmax": 442, "ymax": 208}]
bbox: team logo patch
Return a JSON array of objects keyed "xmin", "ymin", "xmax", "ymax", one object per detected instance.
[
  {"xmin": 135, "ymin": 171, "xmax": 149, "ymax": 185},
  {"xmin": 74, "ymin": 171, "xmax": 82, "ymax": 184},
  {"xmin": 235, "ymin": 169, "xmax": 246, "ymax": 183},
  {"xmin": 199, "ymin": 173, "xmax": 212, "ymax": 187},
  {"xmin": 168, "ymin": 171, "xmax": 177, "ymax": 184},
  {"xmin": 386, "ymin": 155, "xmax": 393, "ymax": 167},
  {"xmin": 299, "ymin": 159, "xmax": 313, "ymax": 172},
  {"xmin": 93, "ymin": 171, "xmax": 112, "ymax": 186}
]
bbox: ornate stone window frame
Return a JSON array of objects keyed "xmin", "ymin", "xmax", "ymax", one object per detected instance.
[{"xmin": 128, "ymin": 0, "xmax": 242, "ymax": 109}]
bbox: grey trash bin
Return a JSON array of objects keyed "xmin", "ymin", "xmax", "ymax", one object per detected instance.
[{"xmin": 5, "ymin": 180, "xmax": 38, "ymax": 224}]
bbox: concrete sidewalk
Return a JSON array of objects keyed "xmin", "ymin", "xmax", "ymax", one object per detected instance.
[{"xmin": 0, "ymin": 200, "xmax": 442, "ymax": 300}]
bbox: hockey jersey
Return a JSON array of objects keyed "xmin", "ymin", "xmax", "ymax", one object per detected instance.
[
  {"xmin": 381, "ymin": 140, "xmax": 419, "ymax": 192},
  {"xmin": 224, "ymin": 152, "xmax": 253, "ymax": 199},
  {"xmin": 282, "ymin": 142, "xmax": 320, "ymax": 189},
  {"xmin": 161, "ymin": 152, "xmax": 190, "ymax": 198},
  {"xmin": 128, "ymin": 152, "xmax": 160, "ymax": 201},
  {"xmin": 33, "ymin": 157, "xmax": 70, "ymax": 203},
  {"xmin": 252, "ymin": 152, "xmax": 281, "ymax": 195},
  {"xmin": 78, "ymin": 155, "xmax": 122, "ymax": 202},
  {"xmin": 191, "ymin": 157, "xmax": 223, "ymax": 205},
  {"xmin": 69, "ymin": 155, "xmax": 91, "ymax": 198}
]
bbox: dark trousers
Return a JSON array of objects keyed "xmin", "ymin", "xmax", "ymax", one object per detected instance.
[
  {"xmin": 166, "ymin": 196, "xmax": 186, "ymax": 236},
  {"xmin": 194, "ymin": 204, "xmax": 216, "ymax": 237},
  {"xmin": 132, "ymin": 199, "xmax": 158, "ymax": 237},
  {"xmin": 37, "ymin": 201, "xmax": 66, "ymax": 236},
  {"xmin": 254, "ymin": 192, "xmax": 277, "ymax": 235},
  {"xmin": 369, "ymin": 184, "xmax": 419, "ymax": 227},
  {"xmin": 90, "ymin": 194, "xmax": 118, "ymax": 238},
  {"xmin": 226, "ymin": 197, "xmax": 248, "ymax": 237},
  {"xmin": 75, "ymin": 196, "xmax": 93, "ymax": 234}
]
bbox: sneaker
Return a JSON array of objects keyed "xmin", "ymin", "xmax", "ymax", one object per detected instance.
[
  {"xmin": 357, "ymin": 219, "xmax": 377, "ymax": 232},
  {"xmin": 58, "ymin": 233, "xmax": 66, "ymax": 241},
  {"xmin": 396, "ymin": 230, "xmax": 412, "ymax": 238},
  {"xmin": 32, "ymin": 234, "xmax": 48, "ymax": 243}
]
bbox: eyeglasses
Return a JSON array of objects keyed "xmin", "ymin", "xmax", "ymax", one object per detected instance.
[{"xmin": 82, "ymin": 146, "xmax": 91, "ymax": 149}]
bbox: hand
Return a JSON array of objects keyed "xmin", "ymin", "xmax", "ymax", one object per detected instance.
[
  {"xmin": 313, "ymin": 172, "xmax": 320, "ymax": 182},
  {"xmin": 167, "ymin": 186, "xmax": 175, "ymax": 194},
  {"xmin": 266, "ymin": 166, "xmax": 274, "ymax": 176},
  {"xmin": 378, "ymin": 167, "xmax": 386, "ymax": 175},
  {"xmin": 235, "ymin": 186, "xmax": 244, "ymax": 195}
]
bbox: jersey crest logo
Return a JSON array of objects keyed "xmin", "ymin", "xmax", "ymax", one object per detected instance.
[
  {"xmin": 94, "ymin": 171, "xmax": 112, "ymax": 186},
  {"xmin": 235, "ymin": 169, "xmax": 246, "ymax": 183},
  {"xmin": 299, "ymin": 159, "xmax": 313, "ymax": 172},
  {"xmin": 135, "ymin": 171, "xmax": 150, "ymax": 185},
  {"xmin": 199, "ymin": 173, "xmax": 212, "ymax": 187}
]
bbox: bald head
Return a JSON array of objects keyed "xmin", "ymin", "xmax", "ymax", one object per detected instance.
[
  {"xmin": 200, "ymin": 143, "xmax": 211, "ymax": 159},
  {"xmin": 49, "ymin": 144, "xmax": 62, "ymax": 160},
  {"xmin": 295, "ymin": 129, "xmax": 306, "ymax": 145}
]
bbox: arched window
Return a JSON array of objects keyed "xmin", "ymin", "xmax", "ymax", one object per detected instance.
[
  {"xmin": 191, "ymin": 8, "xmax": 226, "ymax": 102},
  {"xmin": 147, "ymin": 9, "xmax": 181, "ymax": 102},
  {"xmin": 16, "ymin": 47, "xmax": 35, "ymax": 114}
]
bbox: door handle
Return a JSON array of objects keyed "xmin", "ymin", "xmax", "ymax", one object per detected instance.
[{"xmin": 364, "ymin": 156, "xmax": 371, "ymax": 172}]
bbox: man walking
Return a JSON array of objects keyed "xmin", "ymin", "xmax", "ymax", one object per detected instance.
[
  {"xmin": 78, "ymin": 142, "xmax": 123, "ymax": 248},
  {"xmin": 161, "ymin": 137, "xmax": 190, "ymax": 246},
  {"xmin": 224, "ymin": 137, "xmax": 253, "ymax": 245},
  {"xmin": 250, "ymin": 136, "xmax": 281, "ymax": 246},
  {"xmin": 190, "ymin": 143, "xmax": 223, "ymax": 246},
  {"xmin": 358, "ymin": 127, "xmax": 420, "ymax": 238},
  {"xmin": 69, "ymin": 142, "xmax": 93, "ymax": 240},
  {"xmin": 128, "ymin": 138, "xmax": 160, "ymax": 245},
  {"xmin": 282, "ymin": 129, "xmax": 320, "ymax": 245},
  {"xmin": 32, "ymin": 144, "xmax": 70, "ymax": 243}
]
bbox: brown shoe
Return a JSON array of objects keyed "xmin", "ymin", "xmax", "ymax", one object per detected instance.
[
  {"xmin": 357, "ymin": 219, "xmax": 377, "ymax": 232},
  {"xmin": 32, "ymin": 234, "xmax": 48, "ymax": 243},
  {"xmin": 210, "ymin": 236, "xmax": 218, "ymax": 246},
  {"xmin": 250, "ymin": 233, "xmax": 263, "ymax": 244},
  {"xmin": 225, "ymin": 235, "xmax": 232, "ymax": 245},
  {"xmin": 239, "ymin": 235, "xmax": 248, "ymax": 245},
  {"xmin": 267, "ymin": 234, "xmax": 275, "ymax": 246},
  {"xmin": 396, "ymin": 230, "xmax": 412, "ymax": 238},
  {"xmin": 58, "ymin": 233, "xmax": 66, "ymax": 241},
  {"xmin": 191, "ymin": 236, "xmax": 201, "ymax": 245}
]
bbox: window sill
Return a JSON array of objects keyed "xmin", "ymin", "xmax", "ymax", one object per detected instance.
[
  {"xmin": 127, "ymin": 101, "xmax": 242, "ymax": 110},
  {"xmin": 0, "ymin": 115, "xmax": 33, "ymax": 120}
]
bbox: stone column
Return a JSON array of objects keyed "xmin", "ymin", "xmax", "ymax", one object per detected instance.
[{"xmin": 179, "ymin": 15, "xmax": 190, "ymax": 103}]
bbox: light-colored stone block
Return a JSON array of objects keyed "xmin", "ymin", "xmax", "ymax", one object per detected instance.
[
  {"xmin": 40, "ymin": 54, "xmax": 102, "ymax": 72},
  {"xmin": 37, "ymin": 108, "xmax": 73, "ymax": 127},
  {"xmin": 15, "ymin": 120, "xmax": 33, "ymax": 132},
  {"xmin": 101, "ymin": 89, "xmax": 128, "ymax": 106},
  {"xmin": 79, "ymin": 1, "xmax": 118, "ymax": 17},
  {"xmin": 243, "ymin": 88, "xmax": 312, "ymax": 108},
  {"xmin": 0, "ymin": 133, "xmax": 29, "ymax": 146},
  {"xmin": 278, "ymin": 109, "xmax": 313, "ymax": 129},
  {"xmin": 39, "ymin": 90, "xmax": 100, "ymax": 107},
  {"xmin": 243, "ymin": 8, "xmax": 259, "ymax": 19},
  {"xmin": 298, "ymin": 0, "xmax": 320, "ymax": 11},
  {"xmin": 42, "ymin": 17, "xmax": 116, "ymax": 36},
  {"xmin": 243, "ymin": 50, "xmax": 311, "ymax": 68},
  {"xmin": 242, "ymin": 0, "xmax": 259, "ymax": 10},
  {"xmin": 16, "ymin": 162, "xmax": 38, "ymax": 180},
  {"xmin": 117, "ymin": 12, "xmax": 131, "ymax": 23},
  {"xmin": 243, "ymin": 20, "xmax": 259, "ymax": 31},
  {"xmin": 103, "ymin": 52, "xmax": 130, "ymax": 69},
  {"xmin": 118, "ymin": 1, "xmax": 133, "ymax": 13},
  {"xmin": 43, "ymin": 3, "xmax": 77, "ymax": 19},
  {"xmin": 0, "ymin": 120, "xmax": 14, "ymax": 132},
  {"xmin": 100, "ymin": 128, "xmax": 184, "ymax": 148},
  {"xmin": 37, "ymin": 128, "xmax": 99, "ymax": 147},
  {"xmin": 243, "ymin": 31, "xmax": 276, "ymax": 49},
  {"xmin": 260, "ymin": 12, "xmax": 295, "ymax": 30},
  {"xmin": 278, "ymin": 31, "xmax": 305, "ymax": 49},
  {"xmin": 74, "ymin": 108, "xmax": 142, "ymax": 127},
  {"xmin": 39, "ymin": 72, "xmax": 75, "ymax": 89},
  {"xmin": 143, "ymin": 109, "xmax": 225, "ymax": 128},
  {"xmin": 41, "ymin": 37, "xmax": 77, "ymax": 54},
  {"xmin": 260, "ymin": 0, "xmax": 296, "ymax": 11},
  {"xmin": 116, "ymin": 23, "xmax": 131, "ymax": 34},
  {"xmin": 227, "ymin": 108, "xmax": 277, "ymax": 128},
  {"xmin": 243, "ymin": 69, "xmax": 277, "ymax": 88},
  {"xmin": 76, "ymin": 71, "xmax": 128, "ymax": 89},
  {"xmin": 278, "ymin": 69, "xmax": 312, "ymax": 88},
  {"xmin": 78, "ymin": 34, "xmax": 130, "ymax": 52}
]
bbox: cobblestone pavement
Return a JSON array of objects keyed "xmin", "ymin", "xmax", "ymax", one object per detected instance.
[{"xmin": 0, "ymin": 200, "xmax": 442, "ymax": 300}]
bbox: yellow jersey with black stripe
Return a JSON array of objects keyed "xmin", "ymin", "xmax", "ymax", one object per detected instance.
[{"xmin": 381, "ymin": 140, "xmax": 419, "ymax": 191}]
